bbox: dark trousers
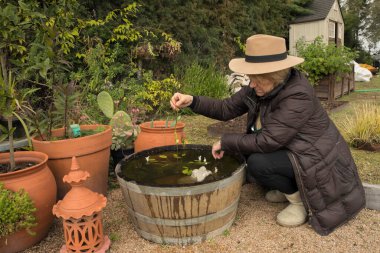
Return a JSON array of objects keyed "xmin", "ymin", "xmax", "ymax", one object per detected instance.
[{"xmin": 246, "ymin": 150, "xmax": 298, "ymax": 194}]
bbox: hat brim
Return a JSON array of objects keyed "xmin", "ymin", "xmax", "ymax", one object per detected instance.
[{"xmin": 229, "ymin": 55, "xmax": 304, "ymax": 75}]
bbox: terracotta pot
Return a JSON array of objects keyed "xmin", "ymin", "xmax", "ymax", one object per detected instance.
[
  {"xmin": 134, "ymin": 121, "xmax": 185, "ymax": 152},
  {"xmin": 32, "ymin": 125, "xmax": 112, "ymax": 200},
  {"xmin": 0, "ymin": 151, "xmax": 57, "ymax": 253}
]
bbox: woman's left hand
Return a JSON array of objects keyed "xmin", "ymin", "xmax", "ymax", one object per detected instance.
[{"xmin": 212, "ymin": 140, "xmax": 224, "ymax": 159}]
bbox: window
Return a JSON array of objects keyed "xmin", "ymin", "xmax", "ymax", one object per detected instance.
[
  {"xmin": 338, "ymin": 23, "xmax": 342, "ymax": 39},
  {"xmin": 329, "ymin": 21, "xmax": 335, "ymax": 38}
]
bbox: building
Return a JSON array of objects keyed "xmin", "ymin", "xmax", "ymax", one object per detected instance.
[{"xmin": 289, "ymin": 0, "xmax": 344, "ymax": 56}]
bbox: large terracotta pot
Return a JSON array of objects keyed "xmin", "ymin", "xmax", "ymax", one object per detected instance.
[
  {"xmin": 134, "ymin": 121, "xmax": 185, "ymax": 152},
  {"xmin": 32, "ymin": 125, "xmax": 112, "ymax": 200},
  {"xmin": 0, "ymin": 151, "xmax": 57, "ymax": 253}
]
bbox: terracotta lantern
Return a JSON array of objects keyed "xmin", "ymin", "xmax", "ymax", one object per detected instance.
[{"xmin": 53, "ymin": 157, "xmax": 110, "ymax": 253}]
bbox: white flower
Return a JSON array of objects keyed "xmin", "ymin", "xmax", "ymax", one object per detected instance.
[
  {"xmin": 191, "ymin": 166, "xmax": 212, "ymax": 182},
  {"xmin": 145, "ymin": 156, "xmax": 150, "ymax": 162}
]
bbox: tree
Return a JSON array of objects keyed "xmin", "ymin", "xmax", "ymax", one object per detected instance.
[
  {"xmin": 366, "ymin": 0, "xmax": 380, "ymax": 53},
  {"xmin": 130, "ymin": 0, "xmax": 312, "ymax": 72},
  {"xmin": 341, "ymin": 0, "xmax": 371, "ymax": 50}
]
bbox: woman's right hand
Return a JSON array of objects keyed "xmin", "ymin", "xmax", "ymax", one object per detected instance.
[{"xmin": 170, "ymin": 92, "xmax": 193, "ymax": 111}]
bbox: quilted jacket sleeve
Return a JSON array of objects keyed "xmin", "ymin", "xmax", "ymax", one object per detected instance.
[
  {"xmin": 191, "ymin": 87, "xmax": 250, "ymax": 121},
  {"xmin": 221, "ymin": 83, "xmax": 315, "ymax": 154}
]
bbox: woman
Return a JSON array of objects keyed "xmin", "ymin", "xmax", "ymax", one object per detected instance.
[{"xmin": 170, "ymin": 34, "xmax": 365, "ymax": 235}]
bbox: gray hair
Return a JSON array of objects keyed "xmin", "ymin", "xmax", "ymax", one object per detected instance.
[{"xmin": 250, "ymin": 68, "xmax": 291, "ymax": 87}]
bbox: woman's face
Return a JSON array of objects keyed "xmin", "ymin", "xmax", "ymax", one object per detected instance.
[{"xmin": 248, "ymin": 75, "xmax": 275, "ymax": 96}]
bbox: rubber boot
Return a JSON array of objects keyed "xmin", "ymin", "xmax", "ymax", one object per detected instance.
[
  {"xmin": 265, "ymin": 190, "xmax": 287, "ymax": 203},
  {"xmin": 276, "ymin": 191, "xmax": 307, "ymax": 227}
]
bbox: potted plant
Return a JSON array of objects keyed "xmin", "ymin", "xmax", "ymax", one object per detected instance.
[
  {"xmin": 134, "ymin": 115, "xmax": 186, "ymax": 152},
  {"xmin": 30, "ymin": 83, "xmax": 112, "ymax": 200},
  {"xmin": 97, "ymin": 90, "xmax": 139, "ymax": 166},
  {"xmin": 0, "ymin": 66, "xmax": 57, "ymax": 253},
  {"xmin": 296, "ymin": 36, "xmax": 357, "ymax": 101}
]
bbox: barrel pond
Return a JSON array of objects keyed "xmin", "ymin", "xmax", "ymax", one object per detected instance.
[{"xmin": 115, "ymin": 144, "xmax": 246, "ymax": 245}]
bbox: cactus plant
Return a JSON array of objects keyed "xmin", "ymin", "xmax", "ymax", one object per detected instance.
[{"xmin": 97, "ymin": 91, "xmax": 138, "ymax": 150}]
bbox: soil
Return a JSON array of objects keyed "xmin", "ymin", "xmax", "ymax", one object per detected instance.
[
  {"xmin": 0, "ymin": 162, "xmax": 37, "ymax": 174},
  {"xmin": 207, "ymin": 100, "xmax": 349, "ymax": 137}
]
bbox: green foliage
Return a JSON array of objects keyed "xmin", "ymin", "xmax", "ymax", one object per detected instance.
[
  {"xmin": 136, "ymin": 72, "xmax": 181, "ymax": 115},
  {"xmin": 180, "ymin": 62, "xmax": 230, "ymax": 99},
  {"xmin": 356, "ymin": 50, "xmax": 373, "ymax": 65},
  {"xmin": 0, "ymin": 183, "xmax": 37, "ymax": 238},
  {"xmin": 0, "ymin": 70, "xmax": 17, "ymax": 119},
  {"xmin": 341, "ymin": 0, "xmax": 372, "ymax": 51},
  {"xmin": 53, "ymin": 82, "xmax": 82, "ymax": 139},
  {"xmin": 287, "ymin": 0, "xmax": 314, "ymax": 16},
  {"xmin": 338, "ymin": 102, "xmax": 380, "ymax": 148},
  {"xmin": 182, "ymin": 167, "xmax": 192, "ymax": 176},
  {"xmin": 133, "ymin": 0, "xmax": 297, "ymax": 71},
  {"xmin": 97, "ymin": 91, "xmax": 115, "ymax": 118},
  {"xmin": 97, "ymin": 91, "xmax": 138, "ymax": 150},
  {"xmin": 0, "ymin": 66, "xmax": 36, "ymax": 171},
  {"xmin": 296, "ymin": 37, "xmax": 357, "ymax": 85}
]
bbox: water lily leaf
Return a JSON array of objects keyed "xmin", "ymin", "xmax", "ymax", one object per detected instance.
[{"xmin": 182, "ymin": 167, "xmax": 192, "ymax": 176}]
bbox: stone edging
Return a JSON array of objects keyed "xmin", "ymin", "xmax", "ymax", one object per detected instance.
[{"xmin": 363, "ymin": 182, "xmax": 380, "ymax": 210}]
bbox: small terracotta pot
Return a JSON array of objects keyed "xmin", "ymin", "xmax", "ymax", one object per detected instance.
[
  {"xmin": 134, "ymin": 121, "xmax": 185, "ymax": 152},
  {"xmin": 32, "ymin": 125, "xmax": 112, "ymax": 200},
  {"xmin": 0, "ymin": 151, "xmax": 57, "ymax": 253}
]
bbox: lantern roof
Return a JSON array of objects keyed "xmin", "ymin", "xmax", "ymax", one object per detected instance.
[{"xmin": 53, "ymin": 156, "xmax": 107, "ymax": 219}]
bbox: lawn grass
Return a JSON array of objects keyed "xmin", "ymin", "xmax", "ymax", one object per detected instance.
[
  {"xmin": 332, "ymin": 74, "xmax": 380, "ymax": 184},
  {"xmin": 181, "ymin": 75, "xmax": 380, "ymax": 184}
]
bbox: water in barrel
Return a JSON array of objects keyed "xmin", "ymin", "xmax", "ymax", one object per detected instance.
[{"xmin": 118, "ymin": 148, "xmax": 241, "ymax": 186}]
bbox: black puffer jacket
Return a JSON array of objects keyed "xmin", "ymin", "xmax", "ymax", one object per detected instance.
[{"xmin": 190, "ymin": 69, "xmax": 365, "ymax": 235}]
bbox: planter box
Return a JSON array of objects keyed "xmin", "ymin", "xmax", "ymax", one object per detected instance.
[{"xmin": 313, "ymin": 66, "xmax": 355, "ymax": 100}]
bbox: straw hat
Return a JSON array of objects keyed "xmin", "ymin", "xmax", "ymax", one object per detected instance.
[{"xmin": 229, "ymin": 34, "xmax": 304, "ymax": 75}]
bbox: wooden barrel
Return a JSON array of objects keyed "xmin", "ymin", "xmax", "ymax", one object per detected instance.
[{"xmin": 116, "ymin": 145, "xmax": 245, "ymax": 245}]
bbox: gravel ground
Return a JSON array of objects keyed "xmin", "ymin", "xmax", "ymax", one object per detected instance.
[{"xmin": 24, "ymin": 182, "xmax": 380, "ymax": 253}]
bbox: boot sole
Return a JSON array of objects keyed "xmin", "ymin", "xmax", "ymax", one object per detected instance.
[{"xmin": 276, "ymin": 218, "xmax": 306, "ymax": 227}]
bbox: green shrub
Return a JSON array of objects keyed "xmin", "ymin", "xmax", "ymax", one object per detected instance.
[
  {"xmin": 136, "ymin": 72, "xmax": 181, "ymax": 116},
  {"xmin": 0, "ymin": 183, "xmax": 37, "ymax": 237},
  {"xmin": 180, "ymin": 62, "xmax": 230, "ymax": 99},
  {"xmin": 296, "ymin": 37, "xmax": 357, "ymax": 85},
  {"xmin": 338, "ymin": 102, "xmax": 380, "ymax": 148}
]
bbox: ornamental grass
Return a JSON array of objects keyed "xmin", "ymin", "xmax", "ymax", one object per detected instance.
[{"xmin": 339, "ymin": 102, "xmax": 380, "ymax": 148}]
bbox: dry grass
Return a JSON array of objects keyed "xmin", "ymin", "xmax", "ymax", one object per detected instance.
[{"xmin": 338, "ymin": 102, "xmax": 380, "ymax": 147}]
